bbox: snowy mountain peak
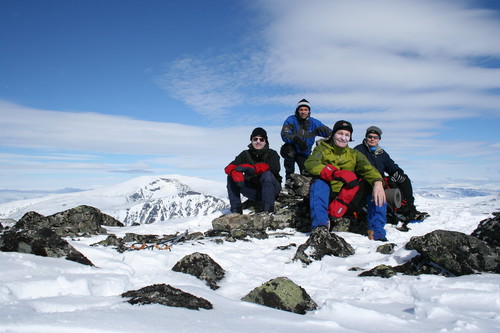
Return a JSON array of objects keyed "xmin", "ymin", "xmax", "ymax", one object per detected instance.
[{"xmin": 0, "ymin": 175, "xmax": 229, "ymax": 225}]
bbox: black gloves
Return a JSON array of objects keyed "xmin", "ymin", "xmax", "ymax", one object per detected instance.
[
  {"xmin": 293, "ymin": 137, "xmax": 308, "ymax": 151},
  {"xmin": 391, "ymin": 170, "xmax": 407, "ymax": 183}
]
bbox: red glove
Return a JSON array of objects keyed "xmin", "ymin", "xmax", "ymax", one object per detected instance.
[
  {"xmin": 328, "ymin": 185, "xmax": 359, "ymax": 218},
  {"xmin": 320, "ymin": 164, "xmax": 337, "ymax": 181},
  {"xmin": 225, "ymin": 164, "xmax": 244, "ymax": 187},
  {"xmin": 224, "ymin": 164, "xmax": 237, "ymax": 175},
  {"xmin": 253, "ymin": 163, "xmax": 269, "ymax": 174},
  {"xmin": 332, "ymin": 170, "xmax": 359, "ymax": 188}
]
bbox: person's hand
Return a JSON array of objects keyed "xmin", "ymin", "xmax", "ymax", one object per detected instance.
[
  {"xmin": 293, "ymin": 137, "xmax": 308, "ymax": 151},
  {"xmin": 320, "ymin": 164, "xmax": 337, "ymax": 181},
  {"xmin": 236, "ymin": 164, "xmax": 255, "ymax": 175},
  {"xmin": 391, "ymin": 170, "xmax": 406, "ymax": 183},
  {"xmin": 372, "ymin": 180, "xmax": 386, "ymax": 206}
]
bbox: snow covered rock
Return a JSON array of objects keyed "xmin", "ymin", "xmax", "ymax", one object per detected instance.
[
  {"xmin": 0, "ymin": 227, "xmax": 94, "ymax": 266},
  {"xmin": 242, "ymin": 277, "xmax": 317, "ymax": 314},
  {"xmin": 15, "ymin": 205, "xmax": 123, "ymax": 237},
  {"xmin": 122, "ymin": 284, "xmax": 213, "ymax": 310},
  {"xmin": 172, "ymin": 252, "xmax": 225, "ymax": 290},
  {"xmin": 293, "ymin": 226, "xmax": 355, "ymax": 264},
  {"xmin": 471, "ymin": 211, "xmax": 500, "ymax": 249},
  {"xmin": 406, "ymin": 229, "xmax": 500, "ymax": 275}
]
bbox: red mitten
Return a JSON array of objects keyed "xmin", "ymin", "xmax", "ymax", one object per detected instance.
[
  {"xmin": 320, "ymin": 164, "xmax": 337, "ymax": 181},
  {"xmin": 231, "ymin": 171, "xmax": 245, "ymax": 187},
  {"xmin": 253, "ymin": 163, "xmax": 269, "ymax": 174},
  {"xmin": 332, "ymin": 169, "xmax": 359, "ymax": 188},
  {"xmin": 224, "ymin": 164, "xmax": 237, "ymax": 175}
]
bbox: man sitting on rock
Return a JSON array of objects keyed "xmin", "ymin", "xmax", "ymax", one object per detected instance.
[{"xmin": 224, "ymin": 127, "xmax": 282, "ymax": 214}]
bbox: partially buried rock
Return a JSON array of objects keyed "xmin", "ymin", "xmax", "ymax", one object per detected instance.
[
  {"xmin": 172, "ymin": 252, "xmax": 225, "ymax": 290},
  {"xmin": 471, "ymin": 212, "xmax": 500, "ymax": 250},
  {"xmin": 0, "ymin": 227, "xmax": 94, "ymax": 266},
  {"xmin": 406, "ymin": 229, "xmax": 500, "ymax": 276},
  {"xmin": 122, "ymin": 283, "xmax": 212, "ymax": 310},
  {"xmin": 242, "ymin": 277, "xmax": 317, "ymax": 314},
  {"xmin": 293, "ymin": 226, "xmax": 355, "ymax": 265},
  {"xmin": 359, "ymin": 264, "xmax": 397, "ymax": 278},
  {"xmin": 14, "ymin": 205, "xmax": 123, "ymax": 238}
]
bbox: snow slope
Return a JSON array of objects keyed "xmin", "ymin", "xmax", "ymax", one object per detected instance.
[{"xmin": 0, "ymin": 177, "xmax": 499, "ymax": 333}]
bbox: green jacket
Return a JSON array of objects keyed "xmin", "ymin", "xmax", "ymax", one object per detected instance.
[{"xmin": 305, "ymin": 139, "xmax": 383, "ymax": 192}]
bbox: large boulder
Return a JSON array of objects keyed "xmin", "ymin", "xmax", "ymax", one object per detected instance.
[
  {"xmin": 172, "ymin": 252, "xmax": 225, "ymax": 290},
  {"xmin": 471, "ymin": 212, "xmax": 500, "ymax": 249},
  {"xmin": 405, "ymin": 229, "xmax": 500, "ymax": 276},
  {"xmin": 242, "ymin": 277, "xmax": 317, "ymax": 314},
  {"xmin": 14, "ymin": 205, "xmax": 123, "ymax": 237},
  {"xmin": 0, "ymin": 227, "xmax": 94, "ymax": 266},
  {"xmin": 122, "ymin": 284, "xmax": 212, "ymax": 310},
  {"xmin": 294, "ymin": 227, "xmax": 355, "ymax": 264}
]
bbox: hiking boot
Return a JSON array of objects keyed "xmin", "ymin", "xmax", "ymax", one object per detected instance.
[
  {"xmin": 396, "ymin": 221, "xmax": 410, "ymax": 232},
  {"xmin": 367, "ymin": 229, "xmax": 374, "ymax": 240},
  {"xmin": 231, "ymin": 207, "xmax": 243, "ymax": 214},
  {"xmin": 367, "ymin": 229, "xmax": 388, "ymax": 242}
]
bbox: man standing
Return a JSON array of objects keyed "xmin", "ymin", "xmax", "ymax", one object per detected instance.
[
  {"xmin": 280, "ymin": 99, "xmax": 331, "ymax": 181},
  {"xmin": 225, "ymin": 127, "xmax": 282, "ymax": 214}
]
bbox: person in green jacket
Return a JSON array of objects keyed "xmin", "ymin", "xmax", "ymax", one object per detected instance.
[{"xmin": 305, "ymin": 120, "xmax": 388, "ymax": 240}]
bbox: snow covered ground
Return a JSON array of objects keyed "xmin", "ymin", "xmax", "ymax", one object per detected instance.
[{"xmin": 1, "ymin": 181, "xmax": 499, "ymax": 333}]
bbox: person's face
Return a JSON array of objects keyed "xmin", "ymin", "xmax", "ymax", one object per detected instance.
[
  {"xmin": 297, "ymin": 106, "xmax": 310, "ymax": 119},
  {"xmin": 333, "ymin": 130, "xmax": 350, "ymax": 148},
  {"xmin": 366, "ymin": 133, "xmax": 380, "ymax": 147},
  {"xmin": 251, "ymin": 136, "xmax": 266, "ymax": 150}
]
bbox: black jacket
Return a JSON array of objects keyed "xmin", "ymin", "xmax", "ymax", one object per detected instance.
[
  {"xmin": 228, "ymin": 144, "xmax": 282, "ymax": 185},
  {"xmin": 354, "ymin": 139, "xmax": 403, "ymax": 177}
]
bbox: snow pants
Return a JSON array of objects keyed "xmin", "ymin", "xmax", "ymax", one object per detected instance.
[
  {"xmin": 227, "ymin": 171, "xmax": 281, "ymax": 213},
  {"xmin": 309, "ymin": 178, "xmax": 387, "ymax": 239}
]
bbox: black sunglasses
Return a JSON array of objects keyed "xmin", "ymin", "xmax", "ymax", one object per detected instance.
[
  {"xmin": 252, "ymin": 137, "xmax": 265, "ymax": 142},
  {"xmin": 367, "ymin": 135, "xmax": 380, "ymax": 139}
]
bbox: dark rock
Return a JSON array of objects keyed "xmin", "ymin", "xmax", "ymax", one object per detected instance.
[
  {"xmin": 377, "ymin": 243, "xmax": 396, "ymax": 254},
  {"xmin": 471, "ymin": 212, "xmax": 500, "ymax": 249},
  {"xmin": 359, "ymin": 264, "xmax": 398, "ymax": 278},
  {"xmin": 212, "ymin": 212, "xmax": 289, "ymax": 231},
  {"xmin": 241, "ymin": 277, "xmax": 317, "ymax": 314},
  {"xmin": 14, "ymin": 205, "xmax": 123, "ymax": 237},
  {"xmin": 405, "ymin": 229, "xmax": 500, "ymax": 275},
  {"xmin": 122, "ymin": 283, "xmax": 212, "ymax": 310},
  {"xmin": 394, "ymin": 254, "xmax": 445, "ymax": 276},
  {"xmin": 0, "ymin": 227, "xmax": 94, "ymax": 266},
  {"xmin": 293, "ymin": 227, "xmax": 355, "ymax": 265},
  {"xmin": 284, "ymin": 173, "xmax": 312, "ymax": 197},
  {"xmin": 172, "ymin": 252, "xmax": 225, "ymax": 290}
]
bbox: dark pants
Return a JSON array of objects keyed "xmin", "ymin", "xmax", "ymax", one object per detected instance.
[
  {"xmin": 280, "ymin": 143, "xmax": 308, "ymax": 180},
  {"xmin": 227, "ymin": 171, "xmax": 281, "ymax": 213},
  {"xmin": 394, "ymin": 177, "xmax": 417, "ymax": 220}
]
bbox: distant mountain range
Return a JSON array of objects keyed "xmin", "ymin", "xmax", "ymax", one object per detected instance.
[{"xmin": 0, "ymin": 175, "xmax": 229, "ymax": 225}]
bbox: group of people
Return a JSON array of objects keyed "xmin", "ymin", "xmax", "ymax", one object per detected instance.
[{"xmin": 224, "ymin": 99, "xmax": 419, "ymax": 241}]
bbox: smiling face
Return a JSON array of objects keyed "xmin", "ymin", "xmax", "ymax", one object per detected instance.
[
  {"xmin": 333, "ymin": 129, "xmax": 351, "ymax": 148},
  {"xmin": 366, "ymin": 134, "xmax": 380, "ymax": 147},
  {"xmin": 251, "ymin": 136, "xmax": 266, "ymax": 150},
  {"xmin": 296, "ymin": 106, "xmax": 310, "ymax": 119}
]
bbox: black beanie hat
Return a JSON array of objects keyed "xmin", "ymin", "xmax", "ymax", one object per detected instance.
[
  {"xmin": 332, "ymin": 120, "xmax": 354, "ymax": 141},
  {"xmin": 250, "ymin": 127, "xmax": 268, "ymax": 142}
]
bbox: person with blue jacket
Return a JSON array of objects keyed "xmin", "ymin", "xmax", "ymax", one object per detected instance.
[{"xmin": 280, "ymin": 99, "xmax": 332, "ymax": 181}]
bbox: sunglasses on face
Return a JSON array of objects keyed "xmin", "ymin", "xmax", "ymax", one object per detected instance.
[
  {"xmin": 252, "ymin": 137, "xmax": 265, "ymax": 142},
  {"xmin": 367, "ymin": 135, "xmax": 380, "ymax": 140}
]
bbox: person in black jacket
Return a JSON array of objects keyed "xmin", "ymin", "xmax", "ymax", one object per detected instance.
[
  {"xmin": 354, "ymin": 126, "xmax": 418, "ymax": 223},
  {"xmin": 224, "ymin": 127, "xmax": 282, "ymax": 214}
]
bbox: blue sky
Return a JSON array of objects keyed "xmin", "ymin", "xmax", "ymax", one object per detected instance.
[{"xmin": 1, "ymin": 0, "xmax": 500, "ymax": 191}]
